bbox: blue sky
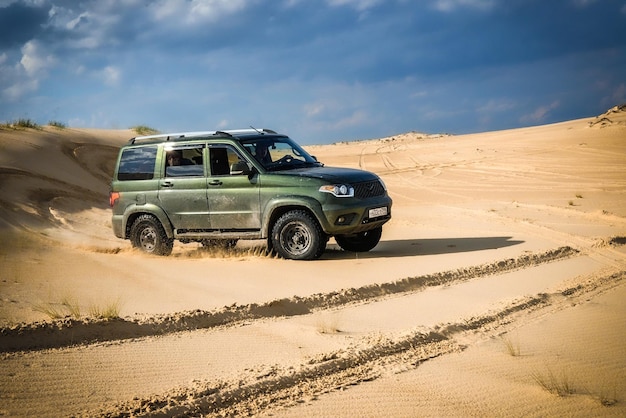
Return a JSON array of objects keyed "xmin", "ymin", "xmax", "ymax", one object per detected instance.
[{"xmin": 1, "ymin": 0, "xmax": 625, "ymax": 144}]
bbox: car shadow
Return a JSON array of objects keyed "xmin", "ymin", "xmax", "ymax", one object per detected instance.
[{"xmin": 323, "ymin": 236, "xmax": 524, "ymax": 259}]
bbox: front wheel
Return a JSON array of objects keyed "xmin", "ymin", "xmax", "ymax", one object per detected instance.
[
  {"xmin": 130, "ymin": 214, "xmax": 173, "ymax": 256},
  {"xmin": 271, "ymin": 210, "xmax": 326, "ymax": 260},
  {"xmin": 335, "ymin": 227, "xmax": 382, "ymax": 253}
]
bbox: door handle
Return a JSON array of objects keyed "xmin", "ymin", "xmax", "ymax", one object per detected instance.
[
  {"xmin": 161, "ymin": 181, "xmax": 174, "ymax": 188},
  {"xmin": 209, "ymin": 180, "xmax": 223, "ymax": 186}
]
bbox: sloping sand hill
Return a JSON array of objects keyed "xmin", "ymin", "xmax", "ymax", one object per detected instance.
[{"xmin": 1, "ymin": 107, "xmax": 625, "ymax": 416}]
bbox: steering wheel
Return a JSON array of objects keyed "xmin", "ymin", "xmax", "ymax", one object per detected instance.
[{"xmin": 276, "ymin": 155, "xmax": 294, "ymax": 164}]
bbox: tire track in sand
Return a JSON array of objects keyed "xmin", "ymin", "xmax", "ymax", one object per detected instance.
[
  {"xmin": 91, "ymin": 268, "xmax": 626, "ymax": 417},
  {"xmin": 1, "ymin": 246, "xmax": 578, "ymax": 352},
  {"xmin": 2, "ymin": 245, "xmax": 624, "ymax": 417}
]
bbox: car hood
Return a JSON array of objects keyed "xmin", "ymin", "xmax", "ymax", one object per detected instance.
[{"xmin": 275, "ymin": 166, "xmax": 379, "ymax": 183}]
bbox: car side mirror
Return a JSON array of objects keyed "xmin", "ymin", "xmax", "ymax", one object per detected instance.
[{"xmin": 230, "ymin": 161, "xmax": 251, "ymax": 175}]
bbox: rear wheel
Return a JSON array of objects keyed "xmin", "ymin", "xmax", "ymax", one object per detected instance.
[
  {"xmin": 130, "ymin": 214, "xmax": 173, "ymax": 256},
  {"xmin": 271, "ymin": 210, "xmax": 326, "ymax": 260},
  {"xmin": 335, "ymin": 226, "xmax": 382, "ymax": 253}
]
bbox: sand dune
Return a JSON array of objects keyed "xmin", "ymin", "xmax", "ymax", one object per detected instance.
[{"xmin": 0, "ymin": 109, "xmax": 625, "ymax": 417}]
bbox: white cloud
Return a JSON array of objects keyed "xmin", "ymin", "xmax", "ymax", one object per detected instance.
[
  {"xmin": 432, "ymin": 0, "xmax": 495, "ymax": 12},
  {"xmin": 282, "ymin": 0, "xmax": 304, "ymax": 8},
  {"xmin": 47, "ymin": 4, "xmax": 123, "ymax": 50},
  {"xmin": 326, "ymin": 0, "xmax": 383, "ymax": 11},
  {"xmin": 190, "ymin": 0, "xmax": 247, "ymax": 21},
  {"xmin": 149, "ymin": 0, "xmax": 183, "ymax": 20},
  {"xmin": 520, "ymin": 100, "xmax": 560, "ymax": 124},
  {"xmin": 304, "ymin": 103, "xmax": 325, "ymax": 117},
  {"xmin": 3, "ymin": 79, "xmax": 39, "ymax": 101},
  {"xmin": 101, "ymin": 65, "xmax": 121, "ymax": 86},
  {"xmin": 0, "ymin": 0, "xmax": 45, "ymax": 6},
  {"xmin": 66, "ymin": 11, "xmax": 91, "ymax": 30},
  {"xmin": 477, "ymin": 98, "xmax": 517, "ymax": 114},
  {"xmin": 20, "ymin": 40, "xmax": 56, "ymax": 77},
  {"xmin": 331, "ymin": 110, "xmax": 368, "ymax": 129},
  {"xmin": 149, "ymin": 0, "xmax": 249, "ymax": 24}
]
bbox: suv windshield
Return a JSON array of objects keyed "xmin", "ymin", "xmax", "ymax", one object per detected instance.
[{"xmin": 242, "ymin": 136, "xmax": 322, "ymax": 171}]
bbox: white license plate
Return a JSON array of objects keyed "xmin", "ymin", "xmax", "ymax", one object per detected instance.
[{"xmin": 368, "ymin": 206, "xmax": 388, "ymax": 218}]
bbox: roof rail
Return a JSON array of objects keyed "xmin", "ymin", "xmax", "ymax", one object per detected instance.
[
  {"xmin": 128, "ymin": 131, "xmax": 218, "ymax": 144},
  {"xmin": 127, "ymin": 128, "xmax": 278, "ymax": 144},
  {"xmin": 215, "ymin": 130, "xmax": 235, "ymax": 138},
  {"xmin": 215, "ymin": 128, "xmax": 278, "ymax": 136}
]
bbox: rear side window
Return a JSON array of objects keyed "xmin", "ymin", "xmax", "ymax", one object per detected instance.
[
  {"xmin": 165, "ymin": 146, "xmax": 205, "ymax": 177},
  {"xmin": 117, "ymin": 146, "xmax": 157, "ymax": 181}
]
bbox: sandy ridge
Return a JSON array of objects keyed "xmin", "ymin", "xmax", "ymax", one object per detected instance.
[
  {"xmin": 0, "ymin": 245, "xmax": 579, "ymax": 352},
  {"xmin": 1, "ymin": 111, "xmax": 625, "ymax": 417},
  {"xmin": 89, "ymin": 268, "xmax": 625, "ymax": 417}
]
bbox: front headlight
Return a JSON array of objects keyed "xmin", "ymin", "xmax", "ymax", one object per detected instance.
[{"xmin": 319, "ymin": 184, "xmax": 354, "ymax": 198}]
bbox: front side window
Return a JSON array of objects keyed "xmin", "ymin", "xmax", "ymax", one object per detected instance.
[
  {"xmin": 117, "ymin": 146, "xmax": 157, "ymax": 181},
  {"xmin": 209, "ymin": 146, "xmax": 247, "ymax": 176}
]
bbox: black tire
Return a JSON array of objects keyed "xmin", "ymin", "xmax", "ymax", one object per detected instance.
[
  {"xmin": 130, "ymin": 214, "xmax": 173, "ymax": 256},
  {"xmin": 335, "ymin": 226, "xmax": 382, "ymax": 253},
  {"xmin": 271, "ymin": 210, "xmax": 326, "ymax": 260}
]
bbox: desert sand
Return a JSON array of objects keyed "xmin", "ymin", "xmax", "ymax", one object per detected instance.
[{"xmin": 0, "ymin": 106, "xmax": 625, "ymax": 417}]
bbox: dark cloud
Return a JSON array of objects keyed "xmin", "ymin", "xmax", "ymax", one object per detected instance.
[
  {"xmin": 0, "ymin": 0, "xmax": 625, "ymax": 143},
  {"xmin": 0, "ymin": 2, "xmax": 48, "ymax": 48}
]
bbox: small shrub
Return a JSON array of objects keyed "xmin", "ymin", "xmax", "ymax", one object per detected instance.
[
  {"xmin": 1, "ymin": 118, "xmax": 42, "ymax": 130},
  {"xmin": 15, "ymin": 118, "xmax": 41, "ymax": 129},
  {"xmin": 48, "ymin": 120, "xmax": 67, "ymax": 129},
  {"xmin": 131, "ymin": 125, "xmax": 159, "ymax": 136}
]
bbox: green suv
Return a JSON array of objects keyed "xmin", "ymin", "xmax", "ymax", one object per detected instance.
[{"xmin": 109, "ymin": 129, "xmax": 392, "ymax": 260}]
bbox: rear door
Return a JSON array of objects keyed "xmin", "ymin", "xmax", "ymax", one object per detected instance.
[
  {"xmin": 206, "ymin": 144, "xmax": 261, "ymax": 230},
  {"xmin": 157, "ymin": 144, "xmax": 210, "ymax": 230}
]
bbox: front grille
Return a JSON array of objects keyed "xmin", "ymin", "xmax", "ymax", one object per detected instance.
[{"xmin": 353, "ymin": 180, "xmax": 385, "ymax": 199}]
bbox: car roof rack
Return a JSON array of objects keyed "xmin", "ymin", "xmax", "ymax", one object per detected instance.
[{"xmin": 128, "ymin": 128, "xmax": 278, "ymax": 144}]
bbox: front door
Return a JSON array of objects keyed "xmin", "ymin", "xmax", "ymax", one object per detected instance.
[{"xmin": 206, "ymin": 145, "xmax": 261, "ymax": 230}]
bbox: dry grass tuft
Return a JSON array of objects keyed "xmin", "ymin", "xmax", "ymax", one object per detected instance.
[
  {"xmin": 33, "ymin": 296, "xmax": 81, "ymax": 320},
  {"xmin": 531, "ymin": 367, "xmax": 575, "ymax": 396},
  {"xmin": 89, "ymin": 299, "xmax": 122, "ymax": 320},
  {"xmin": 315, "ymin": 313, "xmax": 342, "ymax": 334},
  {"xmin": 33, "ymin": 295, "xmax": 122, "ymax": 321},
  {"xmin": 501, "ymin": 335, "xmax": 521, "ymax": 357}
]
